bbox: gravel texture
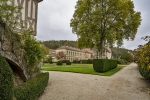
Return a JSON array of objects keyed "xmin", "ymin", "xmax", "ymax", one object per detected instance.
[{"xmin": 38, "ymin": 63, "xmax": 150, "ymax": 100}]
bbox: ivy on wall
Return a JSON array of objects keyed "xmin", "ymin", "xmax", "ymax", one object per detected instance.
[
  {"xmin": 0, "ymin": 0, "xmax": 48, "ymax": 74},
  {"xmin": 21, "ymin": 30, "xmax": 48, "ymax": 73}
]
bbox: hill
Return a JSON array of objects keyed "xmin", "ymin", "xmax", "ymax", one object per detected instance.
[
  {"xmin": 42, "ymin": 40, "xmax": 77, "ymax": 49},
  {"xmin": 42, "ymin": 40, "xmax": 133, "ymax": 59}
]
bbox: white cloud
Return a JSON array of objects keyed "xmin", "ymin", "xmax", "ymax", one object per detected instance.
[{"xmin": 36, "ymin": 0, "xmax": 150, "ymax": 50}]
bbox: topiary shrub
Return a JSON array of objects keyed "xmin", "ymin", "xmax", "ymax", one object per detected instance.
[
  {"xmin": 66, "ymin": 60, "xmax": 71, "ymax": 65},
  {"xmin": 0, "ymin": 55, "xmax": 14, "ymax": 100},
  {"xmin": 14, "ymin": 72, "xmax": 49, "ymax": 100},
  {"xmin": 81, "ymin": 59, "xmax": 93, "ymax": 64},
  {"xmin": 93, "ymin": 59, "xmax": 117, "ymax": 72},
  {"xmin": 57, "ymin": 61, "xmax": 62, "ymax": 65}
]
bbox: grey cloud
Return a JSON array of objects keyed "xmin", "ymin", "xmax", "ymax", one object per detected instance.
[{"xmin": 36, "ymin": 0, "xmax": 150, "ymax": 50}]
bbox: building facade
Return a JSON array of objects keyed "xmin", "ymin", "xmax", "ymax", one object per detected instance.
[
  {"xmin": 93, "ymin": 47, "xmax": 112, "ymax": 59},
  {"xmin": 12, "ymin": 0, "xmax": 43, "ymax": 35},
  {"xmin": 50, "ymin": 46, "xmax": 112, "ymax": 62}
]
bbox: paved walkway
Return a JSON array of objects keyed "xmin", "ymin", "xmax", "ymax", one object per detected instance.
[{"xmin": 38, "ymin": 63, "xmax": 150, "ymax": 100}]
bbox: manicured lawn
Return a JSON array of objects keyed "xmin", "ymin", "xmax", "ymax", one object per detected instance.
[{"xmin": 41, "ymin": 63, "xmax": 126, "ymax": 76}]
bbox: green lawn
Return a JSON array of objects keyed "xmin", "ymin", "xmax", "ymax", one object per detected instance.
[{"xmin": 41, "ymin": 63, "xmax": 126, "ymax": 76}]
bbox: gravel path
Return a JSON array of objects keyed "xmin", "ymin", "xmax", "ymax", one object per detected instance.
[{"xmin": 38, "ymin": 63, "xmax": 150, "ymax": 100}]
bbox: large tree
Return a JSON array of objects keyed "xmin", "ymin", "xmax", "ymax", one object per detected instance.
[{"xmin": 70, "ymin": 0, "xmax": 141, "ymax": 56}]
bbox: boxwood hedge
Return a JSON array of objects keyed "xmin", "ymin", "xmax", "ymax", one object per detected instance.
[
  {"xmin": 0, "ymin": 55, "xmax": 14, "ymax": 100},
  {"xmin": 81, "ymin": 59, "xmax": 93, "ymax": 64},
  {"xmin": 93, "ymin": 59, "xmax": 117, "ymax": 72},
  {"xmin": 57, "ymin": 61, "xmax": 62, "ymax": 65},
  {"xmin": 66, "ymin": 60, "xmax": 71, "ymax": 65},
  {"xmin": 14, "ymin": 72, "xmax": 49, "ymax": 100}
]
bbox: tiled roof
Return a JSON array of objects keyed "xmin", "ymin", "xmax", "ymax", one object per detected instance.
[
  {"xmin": 57, "ymin": 46, "xmax": 111, "ymax": 53},
  {"xmin": 82, "ymin": 48, "xmax": 93, "ymax": 54},
  {"xmin": 57, "ymin": 46, "xmax": 83, "ymax": 52}
]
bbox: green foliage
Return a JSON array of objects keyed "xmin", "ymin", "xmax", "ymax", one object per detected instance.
[
  {"xmin": 81, "ymin": 59, "xmax": 93, "ymax": 64},
  {"xmin": 0, "ymin": 55, "xmax": 13, "ymax": 100},
  {"xmin": 111, "ymin": 47, "xmax": 133, "ymax": 59},
  {"xmin": 120, "ymin": 52, "xmax": 133, "ymax": 62},
  {"xmin": 66, "ymin": 60, "xmax": 71, "ymax": 65},
  {"xmin": 117, "ymin": 59, "xmax": 128, "ymax": 65},
  {"xmin": 93, "ymin": 59, "xmax": 117, "ymax": 72},
  {"xmin": 135, "ymin": 36, "xmax": 150, "ymax": 80},
  {"xmin": 42, "ymin": 40, "xmax": 77, "ymax": 49},
  {"xmin": 73, "ymin": 60, "xmax": 81, "ymax": 63},
  {"xmin": 57, "ymin": 61, "xmax": 62, "ymax": 66},
  {"xmin": 139, "ymin": 66, "xmax": 150, "ymax": 80},
  {"xmin": 70, "ymin": 0, "xmax": 141, "ymax": 51},
  {"xmin": 21, "ymin": 31, "xmax": 48, "ymax": 73},
  {"xmin": 0, "ymin": 0, "xmax": 23, "ymax": 30},
  {"xmin": 47, "ymin": 56, "xmax": 53, "ymax": 64},
  {"xmin": 14, "ymin": 73, "xmax": 49, "ymax": 100}
]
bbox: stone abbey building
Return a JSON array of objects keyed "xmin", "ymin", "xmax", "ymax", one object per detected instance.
[{"xmin": 50, "ymin": 46, "xmax": 112, "ymax": 62}]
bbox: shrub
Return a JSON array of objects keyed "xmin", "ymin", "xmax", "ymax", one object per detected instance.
[
  {"xmin": 14, "ymin": 72, "xmax": 49, "ymax": 100},
  {"xmin": 0, "ymin": 55, "xmax": 14, "ymax": 100},
  {"xmin": 93, "ymin": 59, "xmax": 117, "ymax": 72},
  {"xmin": 66, "ymin": 60, "xmax": 71, "ymax": 65},
  {"xmin": 81, "ymin": 59, "xmax": 93, "ymax": 64},
  {"xmin": 139, "ymin": 66, "xmax": 150, "ymax": 80},
  {"xmin": 135, "ymin": 38, "xmax": 150, "ymax": 80},
  {"xmin": 73, "ymin": 60, "xmax": 81, "ymax": 63},
  {"xmin": 57, "ymin": 61, "xmax": 62, "ymax": 65},
  {"xmin": 117, "ymin": 59, "xmax": 128, "ymax": 64},
  {"xmin": 61, "ymin": 60, "xmax": 67, "ymax": 63},
  {"xmin": 87, "ymin": 59, "xmax": 93, "ymax": 64}
]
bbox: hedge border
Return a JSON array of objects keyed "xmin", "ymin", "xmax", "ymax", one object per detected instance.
[
  {"xmin": 93, "ymin": 59, "xmax": 117, "ymax": 72},
  {"xmin": 14, "ymin": 72, "xmax": 49, "ymax": 100}
]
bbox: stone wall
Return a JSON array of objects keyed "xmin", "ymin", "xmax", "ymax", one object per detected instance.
[{"xmin": 0, "ymin": 20, "xmax": 30, "ymax": 83}]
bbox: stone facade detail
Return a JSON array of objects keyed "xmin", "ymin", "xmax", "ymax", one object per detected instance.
[{"xmin": 0, "ymin": 21, "xmax": 29, "ymax": 81}]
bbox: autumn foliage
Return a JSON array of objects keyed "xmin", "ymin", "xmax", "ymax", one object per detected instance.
[
  {"xmin": 135, "ymin": 36, "xmax": 150, "ymax": 80},
  {"xmin": 55, "ymin": 51, "xmax": 66, "ymax": 61}
]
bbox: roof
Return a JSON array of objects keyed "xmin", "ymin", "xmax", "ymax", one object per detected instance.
[
  {"xmin": 82, "ymin": 48, "xmax": 93, "ymax": 54},
  {"xmin": 57, "ymin": 46, "xmax": 83, "ymax": 52},
  {"xmin": 38, "ymin": 0, "xmax": 43, "ymax": 2},
  {"xmin": 57, "ymin": 46, "xmax": 111, "ymax": 53}
]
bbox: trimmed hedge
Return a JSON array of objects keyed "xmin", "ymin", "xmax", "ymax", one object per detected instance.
[
  {"xmin": 93, "ymin": 59, "xmax": 117, "ymax": 72},
  {"xmin": 81, "ymin": 59, "xmax": 93, "ymax": 64},
  {"xmin": 14, "ymin": 72, "xmax": 49, "ymax": 100},
  {"xmin": 66, "ymin": 60, "xmax": 71, "ymax": 65},
  {"xmin": 57, "ymin": 61, "xmax": 62, "ymax": 65},
  {"xmin": 0, "ymin": 55, "xmax": 14, "ymax": 100}
]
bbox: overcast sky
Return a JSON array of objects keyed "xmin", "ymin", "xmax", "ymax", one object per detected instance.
[{"xmin": 36, "ymin": 0, "xmax": 150, "ymax": 50}]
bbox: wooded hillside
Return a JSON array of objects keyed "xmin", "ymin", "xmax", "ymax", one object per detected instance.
[
  {"xmin": 42, "ymin": 40, "xmax": 77, "ymax": 49},
  {"xmin": 42, "ymin": 40, "xmax": 133, "ymax": 59}
]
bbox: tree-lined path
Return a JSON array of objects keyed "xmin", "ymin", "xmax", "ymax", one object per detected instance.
[{"xmin": 39, "ymin": 63, "xmax": 150, "ymax": 100}]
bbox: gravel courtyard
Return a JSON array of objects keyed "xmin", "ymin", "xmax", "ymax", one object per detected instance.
[{"xmin": 38, "ymin": 63, "xmax": 150, "ymax": 100}]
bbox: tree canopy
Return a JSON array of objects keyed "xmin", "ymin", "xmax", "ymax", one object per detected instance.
[
  {"xmin": 70, "ymin": 0, "xmax": 141, "ymax": 52},
  {"xmin": 120, "ymin": 52, "xmax": 133, "ymax": 62},
  {"xmin": 42, "ymin": 40, "xmax": 77, "ymax": 49}
]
